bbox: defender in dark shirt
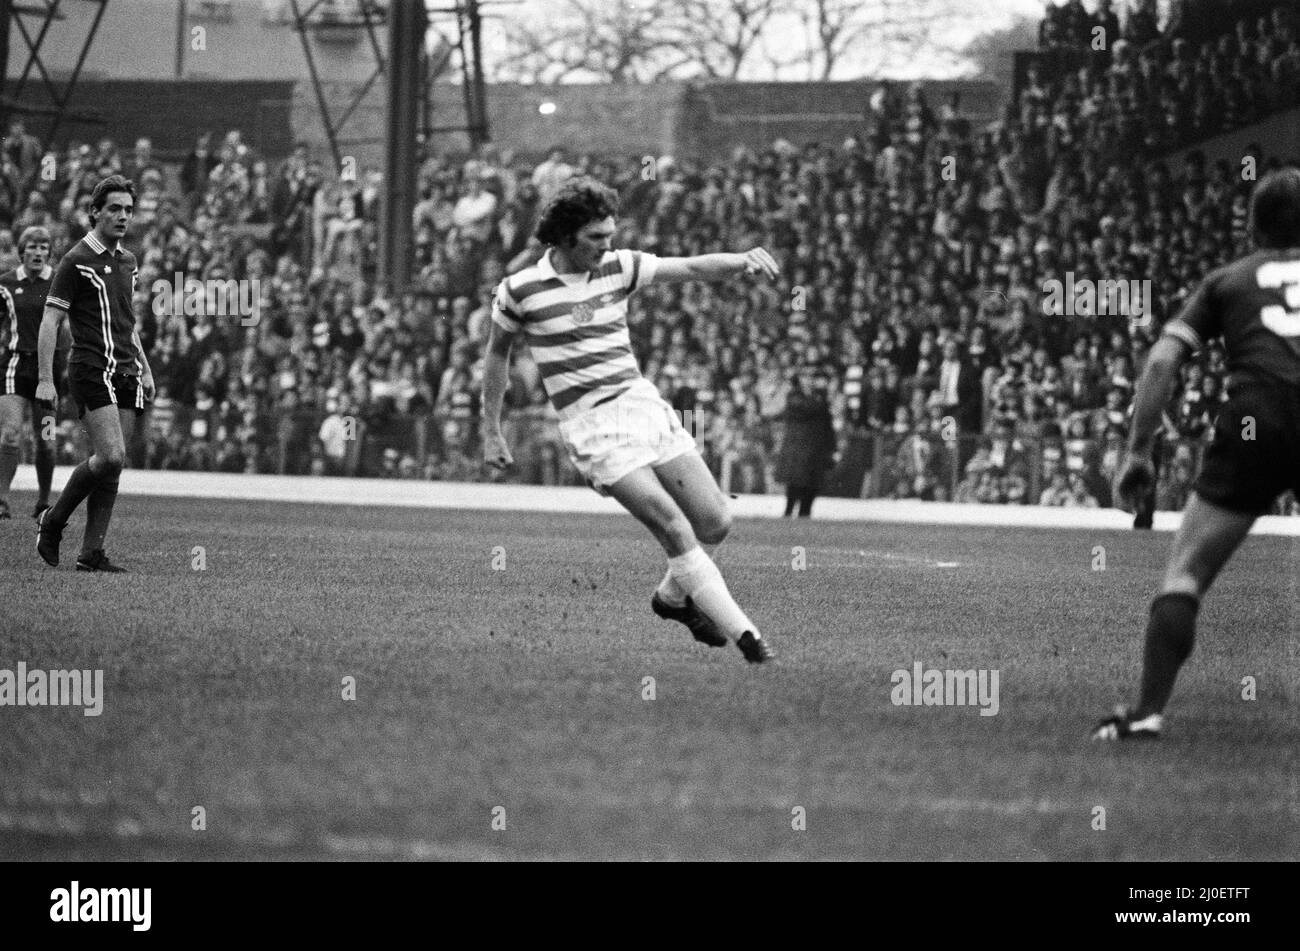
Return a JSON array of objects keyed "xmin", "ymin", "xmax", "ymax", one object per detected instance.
[
  {"xmin": 1095, "ymin": 167, "xmax": 1300, "ymax": 741},
  {"xmin": 0, "ymin": 226, "xmax": 69, "ymax": 519},
  {"xmin": 35, "ymin": 175, "xmax": 155, "ymax": 573}
]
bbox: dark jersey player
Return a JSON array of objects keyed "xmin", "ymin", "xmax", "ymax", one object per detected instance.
[
  {"xmin": 1094, "ymin": 167, "xmax": 1300, "ymax": 740},
  {"xmin": 0, "ymin": 226, "xmax": 71, "ymax": 520},
  {"xmin": 34, "ymin": 175, "xmax": 155, "ymax": 572}
]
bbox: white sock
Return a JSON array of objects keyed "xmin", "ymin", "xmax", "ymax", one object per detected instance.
[
  {"xmin": 655, "ymin": 542, "xmax": 721, "ymax": 607},
  {"xmin": 667, "ymin": 546, "xmax": 757, "ymax": 640},
  {"xmin": 655, "ymin": 568, "xmax": 687, "ymax": 607}
]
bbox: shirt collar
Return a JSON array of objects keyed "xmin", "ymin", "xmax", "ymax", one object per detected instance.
[
  {"xmin": 83, "ymin": 230, "xmax": 123, "ymax": 256},
  {"xmin": 538, "ymin": 248, "xmax": 558, "ymax": 279},
  {"xmin": 541, "ymin": 248, "xmax": 603, "ymax": 282},
  {"xmin": 16, "ymin": 264, "xmax": 53, "ymax": 281}
]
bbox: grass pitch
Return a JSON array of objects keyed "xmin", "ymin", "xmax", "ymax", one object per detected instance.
[{"xmin": 1, "ymin": 494, "xmax": 1296, "ymax": 860}]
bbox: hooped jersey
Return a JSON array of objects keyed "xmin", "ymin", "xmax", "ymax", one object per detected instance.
[{"xmin": 491, "ymin": 248, "xmax": 660, "ymax": 419}]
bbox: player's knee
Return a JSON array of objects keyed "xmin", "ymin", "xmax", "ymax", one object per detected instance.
[
  {"xmin": 1161, "ymin": 571, "xmax": 1203, "ymax": 600},
  {"xmin": 98, "ymin": 446, "xmax": 126, "ymax": 475},
  {"xmin": 0, "ymin": 422, "xmax": 20, "ymax": 449},
  {"xmin": 650, "ymin": 503, "xmax": 696, "ymax": 552},
  {"xmin": 694, "ymin": 505, "xmax": 732, "ymax": 545}
]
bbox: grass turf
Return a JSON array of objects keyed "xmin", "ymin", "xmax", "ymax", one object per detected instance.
[{"xmin": 0, "ymin": 493, "xmax": 1296, "ymax": 860}]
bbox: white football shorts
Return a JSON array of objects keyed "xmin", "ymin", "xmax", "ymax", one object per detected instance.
[{"xmin": 558, "ymin": 378, "xmax": 700, "ymax": 495}]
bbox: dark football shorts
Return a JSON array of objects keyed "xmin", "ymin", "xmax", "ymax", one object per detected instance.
[
  {"xmin": 67, "ymin": 362, "xmax": 147, "ymax": 417},
  {"xmin": 1, "ymin": 349, "xmax": 68, "ymax": 401},
  {"xmin": 1194, "ymin": 381, "xmax": 1300, "ymax": 514}
]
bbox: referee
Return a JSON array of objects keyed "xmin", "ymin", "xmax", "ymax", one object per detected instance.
[{"xmin": 35, "ymin": 175, "xmax": 154, "ymax": 572}]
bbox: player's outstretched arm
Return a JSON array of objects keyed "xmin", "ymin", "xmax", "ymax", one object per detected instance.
[
  {"xmin": 34, "ymin": 304, "xmax": 63, "ymax": 405},
  {"xmin": 651, "ymin": 248, "xmax": 779, "ymax": 284},
  {"xmin": 481, "ymin": 321, "xmax": 518, "ymax": 472},
  {"xmin": 1115, "ymin": 335, "xmax": 1188, "ymax": 511}
]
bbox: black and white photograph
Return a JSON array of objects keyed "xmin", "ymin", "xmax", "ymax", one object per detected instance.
[{"xmin": 0, "ymin": 0, "xmax": 1295, "ymax": 910}]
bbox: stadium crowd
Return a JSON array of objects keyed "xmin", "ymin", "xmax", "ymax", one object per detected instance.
[
  {"xmin": 1032, "ymin": 0, "xmax": 1300, "ymax": 159},
  {"xmin": 0, "ymin": 0, "xmax": 1297, "ymax": 513}
]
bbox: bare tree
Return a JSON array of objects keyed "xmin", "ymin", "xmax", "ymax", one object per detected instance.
[
  {"xmin": 664, "ymin": 0, "xmax": 780, "ymax": 80},
  {"xmin": 494, "ymin": 18, "xmax": 589, "ymax": 84},
  {"xmin": 491, "ymin": 0, "xmax": 1021, "ymax": 84},
  {"xmin": 493, "ymin": 0, "xmax": 682, "ymax": 84},
  {"xmin": 793, "ymin": 0, "xmax": 967, "ymax": 80}
]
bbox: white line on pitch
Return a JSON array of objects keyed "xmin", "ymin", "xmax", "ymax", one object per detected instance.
[{"xmin": 727, "ymin": 545, "xmax": 960, "ymax": 569}]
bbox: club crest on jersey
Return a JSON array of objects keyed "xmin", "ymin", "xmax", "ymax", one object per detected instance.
[{"xmin": 572, "ymin": 301, "xmax": 596, "ymax": 324}]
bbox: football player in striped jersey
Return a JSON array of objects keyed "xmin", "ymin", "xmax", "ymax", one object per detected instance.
[{"xmin": 482, "ymin": 177, "xmax": 780, "ymax": 662}]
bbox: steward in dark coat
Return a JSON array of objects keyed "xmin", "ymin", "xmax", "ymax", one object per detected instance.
[{"xmin": 777, "ymin": 374, "xmax": 837, "ymax": 516}]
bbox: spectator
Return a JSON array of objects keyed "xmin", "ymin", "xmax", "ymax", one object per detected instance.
[
  {"xmin": 936, "ymin": 338, "xmax": 983, "ymax": 437},
  {"xmin": 319, "ymin": 394, "xmax": 358, "ymax": 476},
  {"xmin": 776, "ymin": 370, "xmax": 837, "ymax": 517}
]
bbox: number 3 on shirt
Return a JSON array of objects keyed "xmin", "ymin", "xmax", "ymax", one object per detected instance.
[{"xmin": 1258, "ymin": 261, "xmax": 1300, "ymax": 337}]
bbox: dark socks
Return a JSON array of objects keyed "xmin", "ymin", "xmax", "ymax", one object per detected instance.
[
  {"xmin": 81, "ymin": 472, "xmax": 120, "ymax": 557},
  {"xmin": 34, "ymin": 438, "xmax": 54, "ymax": 505},
  {"xmin": 47, "ymin": 460, "xmax": 103, "ymax": 526},
  {"xmin": 0, "ymin": 442, "xmax": 17, "ymax": 498},
  {"xmin": 1136, "ymin": 592, "xmax": 1199, "ymax": 717}
]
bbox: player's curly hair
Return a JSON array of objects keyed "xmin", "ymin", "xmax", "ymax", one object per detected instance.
[
  {"xmin": 534, "ymin": 176, "xmax": 618, "ymax": 246},
  {"xmin": 88, "ymin": 174, "xmax": 137, "ymax": 220},
  {"xmin": 1250, "ymin": 166, "xmax": 1300, "ymax": 249}
]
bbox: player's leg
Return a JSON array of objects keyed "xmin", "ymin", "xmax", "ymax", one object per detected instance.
[
  {"xmin": 798, "ymin": 485, "xmax": 816, "ymax": 518},
  {"xmin": 650, "ymin": 450, "xmax": 731, "ymax": 606},
  {"xmin": 78, "ymin": 404, "xmax": 135, "ymax": 564},
  {"xmin": 653, "ymin": 450, "xmax": 731, "ymax": 542},
  {"xmin": 607, "ymin": 464, "xmax": 771, "ymax": 661},
  {"xmin": 1134, "ymin": 492, "xmax": 1256, "ymax": 716},
  {"xmin": 608, "ymin": 464, "xmax": 698, "ymax": 555},
  {"xmin": 1095, "ymin": 492, "xmax": 1255, "ymax": 740},
  {"xmin": 29, "ymin": 396, "xmax": 57, "ymax": 515},
  {"xmin": 0, "ymin": 393, "xmax": 25, "ymax": 518},
  {"xmin": 39, "ymin": 403, "xmax": 126, "ymax": 567}
]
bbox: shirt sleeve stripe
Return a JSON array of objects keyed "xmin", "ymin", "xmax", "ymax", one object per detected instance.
[{"xmin": 45, "ymin": 295, "xmax": 71, "ymax": 310}]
